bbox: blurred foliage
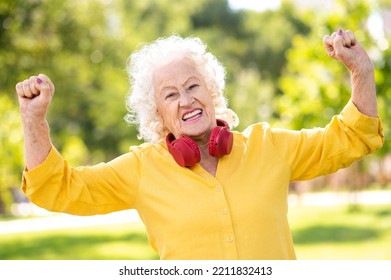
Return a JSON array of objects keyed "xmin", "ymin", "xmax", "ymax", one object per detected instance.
[
  {"xmin": 1, "ymin": 0, "xmax": 390, "ymax": 214},
  {"xmin": 277, "ymin": 0, "xmax": 373, "ymax": 128},
  {"xmin": 0, "ymin": 94, "xmax": 23, "ymax": 213}
]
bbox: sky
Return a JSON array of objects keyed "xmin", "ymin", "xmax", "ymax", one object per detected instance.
[
  {"xmin": 228, "ymin": 0, "xmax": 281, "ymax": 12},
  {"xmin": 227, "ymin": 0, "xmax": 389, "ymax": 58}
]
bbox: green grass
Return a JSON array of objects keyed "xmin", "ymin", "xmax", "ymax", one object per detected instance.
[
  {"xmin": 1, "ymin": 205, "xmax": 390, "ymax": 260},
  {"xmin": 0, "ymin": 222, "xmax": 159, "ymax": 260},
  {"xmin": 289, "ymin": 204, "xmax": 391, "ymax": 259}
]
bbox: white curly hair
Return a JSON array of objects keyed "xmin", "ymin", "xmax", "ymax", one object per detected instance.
[{"xmin": 125, "ymin": 35, "xmax": 239, "ymax": 143}]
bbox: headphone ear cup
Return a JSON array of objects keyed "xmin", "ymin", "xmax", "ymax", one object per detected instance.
[
  {"xmin": 166, "ymin": 133, "xmax": 201, "ymax": 167},
  {"xmin": 209, "ymin": 123, "xmax": 233, "ymax": 158}
]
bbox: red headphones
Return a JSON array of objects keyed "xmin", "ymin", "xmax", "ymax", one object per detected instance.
[{"xmin": 166, "ymin": 119, "xmax": 233, "ymax": 167}]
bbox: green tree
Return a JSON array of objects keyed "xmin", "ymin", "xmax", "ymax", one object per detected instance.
[
  {"xmin": 276, "ymin": 0, "xmax": 376, "ymax": 129},
  {"xmin": 1, "ymin": 0, "xmax": 137, "ymax": 213},
  {"xmin": 0, "ymin": 95, "xmax": 24, "ymax": 214}
]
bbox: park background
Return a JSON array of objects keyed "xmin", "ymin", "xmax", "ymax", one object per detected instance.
[{"xmin": 0, "ymin": 0, "xmax": 390, "ymax": 259}]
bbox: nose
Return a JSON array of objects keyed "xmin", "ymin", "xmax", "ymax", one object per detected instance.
[{"xmin": 179, "ymin": 91, "xmax": 193, "ymax": 107}]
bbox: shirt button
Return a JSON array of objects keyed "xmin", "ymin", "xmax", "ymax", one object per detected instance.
[
  {"xmin": 215, "ymin": 185, "xmax": 222, "ymax": 192},
  {"xmin": 226, "ymin": 235, "xmax": 234, "ymax": 243},
  {"xmin": 221, "ymin": 208, "xmax": 227, "ymax": 215}
]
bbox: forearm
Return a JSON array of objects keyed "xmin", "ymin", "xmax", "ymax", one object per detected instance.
[
  {"xmin": 350, "ymin": 66, "xmax": 377, "ymax": 118},
  {"xmin": 22, "ymin": 117, "xmax": 52, "ymax": 170}
]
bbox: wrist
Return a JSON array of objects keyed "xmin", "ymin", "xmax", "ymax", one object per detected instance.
[
  {"xmin": 21, "ymin": 115, "xmax": 48, "ymax": 126},
  {"xmin": 351, "ymin": 61, "xmax": 374, "ymax": 77}
]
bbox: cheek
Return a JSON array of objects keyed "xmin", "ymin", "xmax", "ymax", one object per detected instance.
[
  {"xmin": 159, "ymin": 103, "xmax": 178, "ymax": 126},
  {"xmin": 200, "ymin": 92, "xmax": 215, "ymax": 112}
]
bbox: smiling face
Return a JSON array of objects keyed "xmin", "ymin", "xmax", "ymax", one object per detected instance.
[{"xmin": 154, "ymin": 57, "xmax": 216, "ymax": 144}]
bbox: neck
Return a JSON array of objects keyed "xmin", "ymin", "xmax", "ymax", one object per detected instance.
[
  {"xmin": 197, "ymin": 141, "xmax": 209, "ymax": 149},
  {"xmin": 193, "ymin": 129, "xmax": 212, "ymax": 149},
  {"xmin": 198, "ymin": 144, "xmax": 218, "ymax": 176}
]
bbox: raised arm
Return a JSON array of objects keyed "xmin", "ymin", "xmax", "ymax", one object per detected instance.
[
  {"xmin": 323, "ymin": 29, "xmax": 377, "ymax": 117},
  {"xmin": 15, "ymin": 74, "xmax": 55, "ymax": 170}
]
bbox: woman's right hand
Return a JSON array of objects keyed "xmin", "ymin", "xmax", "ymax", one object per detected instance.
[{"xmin": 15, "ymin": 73, "xmax": 55, "ymax": 120}]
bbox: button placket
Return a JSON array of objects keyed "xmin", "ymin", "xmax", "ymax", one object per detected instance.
[
  {"xmin": 214, "ymin": 184, "xmax": 237, "ymax": 253},
  {"xmin": 193, "ymin": 167, "xmax": 238, "ymax": 258},
  {"xmin": 226, "ymin": 235, "xmax": 234, "ymax": 243}
]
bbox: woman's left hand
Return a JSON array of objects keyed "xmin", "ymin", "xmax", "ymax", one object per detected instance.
[{"xmin": 323, "ymin": 29, "xmax": 373, "ymax": 75}]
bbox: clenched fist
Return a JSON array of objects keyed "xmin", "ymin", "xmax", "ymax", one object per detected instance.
[
  {"xmin": 15, "ymin": 73, "xmax": 55, "ymax": 120},
  {"xmin": 323, "ymin": 29, "xmax": 373, "ymax": 74}
]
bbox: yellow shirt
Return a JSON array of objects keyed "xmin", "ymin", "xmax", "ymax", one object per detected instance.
[{"xmin": 22, "ymin": 101, "xmax": 384, "ymax": 259}]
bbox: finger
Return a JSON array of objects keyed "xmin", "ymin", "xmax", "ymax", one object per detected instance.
[
  {"xmin": 341, "ymin": 31, "xmax": 352, "ymax": 48},
  {"xmin": 333, "ymin": 37, "xmax": 346, "ymax": 57},
  {"xmin": 334, "ymin": 30, "xmax": 347, "ymax": 49},
  {"xmin": 37, "ymin": 73, "xmax": 51, "ymax": 83},
  {"xmin": 34, "ymin": 75, "xmax": 54, "ymax": 105},
  {"xmin": 335, "ymin": 29, "xmax": 349, "ymax": 47},
  {"xmin": 22, "ymin": 79, "xmax": 34, "ymax": 98},
  {"xmin": 29, "ymin": 76, "xmax": 39, "ymax": 96},
  {"xmin": 323, "ymin": 35, "xmax": 333, "ymax": 47},
  {"xmin": 15, "ymin": 82, "xmax": 24, "ymax": 98},
  {"xmin": 37, "ymin": 73, "xmax": 55, "ymax": 96},
  {"xmin": 323, "ymin": 35, "xmax": 335, "ymax": 57},
  {"xmin": 345, "ymin": 30, "xmax": 357, "ymax": 47}
]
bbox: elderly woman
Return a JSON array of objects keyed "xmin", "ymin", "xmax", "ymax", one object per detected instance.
[{"xmin": 16, "ymin": 29, "xmax": 383, "ymax": 260}]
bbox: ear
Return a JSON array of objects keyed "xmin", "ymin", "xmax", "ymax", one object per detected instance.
[
  {"xmin": 156, "ymin": 110, "xmax": 170, "ymax": 139},
  {"xmin": 156, "ymin": 108, "xmax": 165, "ymax": 125}
]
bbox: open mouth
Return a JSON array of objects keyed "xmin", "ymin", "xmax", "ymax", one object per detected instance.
[{"xmin": 182, "ymin": 109, "xmax": 203, "ymax": 121}]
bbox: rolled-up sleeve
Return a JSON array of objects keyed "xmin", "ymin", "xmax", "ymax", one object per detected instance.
[
  {"xmin": 270, "ymin": 100, "xmax": 384, "ymax": 181},
  {"xmin": 339, "ymin": 100, "xmax": 384, "ymax": 152}
]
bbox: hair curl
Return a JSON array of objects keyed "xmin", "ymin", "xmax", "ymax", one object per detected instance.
[{"xmin": 125, "ymin": 35, "xmax": 239, "ymax": 143}]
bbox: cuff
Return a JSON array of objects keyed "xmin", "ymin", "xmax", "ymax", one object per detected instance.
[
  {"xmin": 22, "ymin": 145, "xmax": 64, "ymax": 195},
  {"xmin": 340, "ymin": 100, "xmax": 384, "ymax": 152}
]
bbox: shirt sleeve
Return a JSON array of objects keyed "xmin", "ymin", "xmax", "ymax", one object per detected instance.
[
  {"xmin": 270, "ymin": 100, "xmax": 384, "ymax": 182},
  {"xmin": 21, "ymin": 145, "xmax": 140, "ymax": 215}
]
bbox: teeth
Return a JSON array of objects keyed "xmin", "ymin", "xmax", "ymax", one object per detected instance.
[{"xmin": 183, "ymin": 109, "xmax": 202, "ymax": 121}]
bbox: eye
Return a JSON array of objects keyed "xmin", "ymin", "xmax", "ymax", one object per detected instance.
[
  {"xmin": 165, "ymin": 92, "xmax": 178, "ymax": 100},
  {"xmin": 188, "ymin": 84, "xmax": 199, "ymax": 90}
]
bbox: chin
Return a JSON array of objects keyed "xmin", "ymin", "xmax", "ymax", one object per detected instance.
[{"xmin": 178, "ymin": 118, "xmax": 214, "ymax": 136}]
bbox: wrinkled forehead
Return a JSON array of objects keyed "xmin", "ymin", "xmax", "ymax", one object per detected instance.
[{"xmin": 153, "ymin": 57, "xmax": 203, "ymax": 91}]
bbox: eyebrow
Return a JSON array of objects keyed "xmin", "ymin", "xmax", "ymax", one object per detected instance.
[
  {"xmin": 182, "ymin": 76, "xmax": 200, "ymax": 86},
  {"xmin": 159, "ymin": 76, "xmax": 200, "ymax": 93},
  {"xmin": 160, "ymin": 85, "xmax": 177, "ymax": 92}
]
